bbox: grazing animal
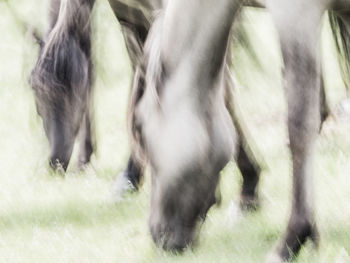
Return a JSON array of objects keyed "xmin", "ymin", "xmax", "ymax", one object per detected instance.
[
  {"xmin": 39, "ymin": 0, "xmax": 350, "ymax": 262},
  {"xmin": 131, "ymin": 0, "xmax": 350, "ymax": 261},
  {"xmin": 30, "ymin": 0, "xmax": 95, "ymax": 171},
  {"xmin": 108, "ymin": 0, "xmax": 263, "ymax": 212},
  {"xmin": 30, "ymin": 0, "xmax": 350, "ymax": 261},
  {"xmin": 131, "ymin": 1, "xmax": 240, "ymax": 251},
  {"xmin": 30, "ymin": 0, "xmax": 262, "ymax": 209},
  {"xmin": 29, "ymin": 0, "xmax": 350, "ymax": 260}
]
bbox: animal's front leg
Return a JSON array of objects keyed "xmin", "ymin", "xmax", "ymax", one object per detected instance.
[
  {"xmin": 320, "ymin": 72, "xmax": 330, "ymax": 128},
  {"xmin": 112, "ymin": 155, "xmax": 143, "ymax": 201},
  {"xmin": 78, "ymin": 110, "xmax": 94, "ymax": 170},
  {"xmin": 225, "ymin": 73, "xmax": 263, "ymax": 211},
  {"xmin": 267, "ymin": 1, "xmax": 325, "ymax": 261}
]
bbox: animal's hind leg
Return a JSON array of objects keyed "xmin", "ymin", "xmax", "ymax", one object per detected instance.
[
  {"xmin": 237, "ymin": 138, "xmax": 261, "ymax": 211},
  {"xmin": 320, "ymin": 72, "xmax": 330, "ymax": 129},
  {"xmin": 111, "ymin": 20, "xmax": 147, "ymax": 196},
  {"xmin": 233, "ymin": 111, "xmax": 262, "ymax": 211},
  {"xmin": 267, "ymin": 3, "xmax": 325, "ymax": 261},
  {"xmin": 122, "ymin": 156, "xmax": 142, "ymax": 189},
  {"xmin": 78, "ymin": 111, "xmax": 94, "ymax": 169},
  {"xmin": 118, "ymin": 23, "xmax": 146, "ymax": 191},
  {"xmin": 113, "ymin": 156, "xmax": 142, "ymax": 199},
  {"xmin": 225, "ymin": 77, "xmax": 262, "ymax": 211}
]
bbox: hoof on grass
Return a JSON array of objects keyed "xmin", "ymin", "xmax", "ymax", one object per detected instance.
[
  {"xmin": 240, "ymin": 194, "xmax": 259, "ymax": 212},
  {"xmin": 111, "ymin": 171, "xmax": 137, "ymax": 202}
]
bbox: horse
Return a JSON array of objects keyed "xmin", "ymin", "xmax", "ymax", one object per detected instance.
[
  {"xmin": 130, "ymin": 0, "xmax": 239, "ymax": 251},
  {"xmin": 108, "ymin": 0, "xmax": 263, "ymax": 212},
  {"xmin": 30, "ymin": 0, "xmax": 95, "ymax": 171},
  {"xmin": 131, "ymin": 0, "xmax": 350, "ymax": 261},
  {"xmin": 30, "ymin": 0, "xmax": 263, "ymax": 212},
  {"xmin": 254, "ymin": 1, "xmax": 350, "ymax": 261},
  {"xmin": 31, "ymin": 0, "xmax": 350, "ymax": 260}
]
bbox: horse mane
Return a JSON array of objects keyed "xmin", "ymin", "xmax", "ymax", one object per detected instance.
[
  {"xmin": 127, "ymin": 11, "xmax": 164, "ymax": 164},
  {"xmin": 30, "ymin": 0, "xmax": 94, "ymax": 101},
  {"xmin": 128, "ymin": 11, "xmax": 236, "ymax": 165}
]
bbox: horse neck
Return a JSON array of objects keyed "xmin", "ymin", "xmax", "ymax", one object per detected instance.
[
  {"xmin": 44, "ymin": 0, "xmax": 94, "ymax": 58},
  {"xmin": 49, "ymin": 0, "xmax": 94, "ymax": 39},
  {"xmin": 159, "ymin": 1, "xmax": 236, "ymax": 96}
]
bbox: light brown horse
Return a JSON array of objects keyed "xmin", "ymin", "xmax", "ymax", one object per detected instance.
[
  {"xmin": 132, "ymin": 0, "xmax": 350, "ymax": 261},
  {"xmin": 31, "ymin": 0, "xmax": 350, "ymax": 261}
]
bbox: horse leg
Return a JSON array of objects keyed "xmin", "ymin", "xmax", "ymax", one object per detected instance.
[
  {"xmin": 113, "ymin": 69, "xmax": 144, "ymax": 196},
  {"xmin": 109, "ymin": 6, "xmax": 149, "ymax": 195},
  {"xmin": 267, "ymin": 2, "xmax": 325, "ymax": 261},
  {"xmin": 117, "ymin": 22, "xmax": 147, "ymax": 191},
  {"xmin": 320, "ymin": 73, "xmax": 327, "ymax": 125},
  {"xmin": 320, "ymin": 71, "xmax": 330, "ymax": 129},
  {"xmin": 232, "ymin": 108, "xmax": 262, "ymax": 211},
  {"xmin": 225, "ymin": 73, "xmax": 262, "ymax": 211},
  {"xmin": 78, "ymin": 109, "xmax": 94, "ymax": 169},
  {"xmin": 236, "ymin": 137, "xmax": 261, "ymax": 210},
  {"xmin": 112, "ymin": 156, "xmax": 143, "ymax": 200}
]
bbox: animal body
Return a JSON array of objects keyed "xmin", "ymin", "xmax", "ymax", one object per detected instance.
[
  {"xmin": 31, "ymin": 0, "xmax": 95, "ymax": 171},
  {"xmin": 125, "ymin": 0, "xmax": 350, "ymax": 261},
  {"xmin": 31, "ymin": 0, "xmax": 350, "ymax": 261},
  {"xmin": 31, "ymin": 0, "xmax": 262, "ymax": 212}
]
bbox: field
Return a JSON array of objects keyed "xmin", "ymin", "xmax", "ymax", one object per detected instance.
[{"xmin": 1, "ymin": 1, "xmax": 350, "ymax": 262}]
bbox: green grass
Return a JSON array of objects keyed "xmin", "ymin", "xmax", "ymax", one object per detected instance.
[{"xmin": 1, "ymin": 1, "xmax": 350, "ymax": 262}]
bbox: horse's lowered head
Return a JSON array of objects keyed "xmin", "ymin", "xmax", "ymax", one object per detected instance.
[
  {"xmin": 137, "ymin": 80, "xmax": 235, "ymax": 250},
  {"xmin": 131, "ymin": 4, "xmax": 237, "ymax": 250},
  {"xmin": 30, "ymin": 0, "xmax": 93, "ymax": 171}
]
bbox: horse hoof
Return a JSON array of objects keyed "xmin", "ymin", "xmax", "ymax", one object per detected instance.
[
  {"xmin": 111, "ymin": 172, "xmax": 137, "ymax": 202},
  {"xmin": 77, "ymin": 161, "xmax": 91, "ymax": 172},
  {"xmin": 240, "ymin": 195, "xmax": 259, "ymax": 212}
]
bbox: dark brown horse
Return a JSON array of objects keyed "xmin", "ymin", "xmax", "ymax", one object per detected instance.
[{"xmin": 30, "ymin": 0, "xmax": 95, "ymax": 171}]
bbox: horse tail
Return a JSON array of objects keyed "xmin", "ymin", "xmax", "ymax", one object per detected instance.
[
  {"xmin": 329, "ymin": 11, "xmax": 350, "ymax": 92},
  {"xmin": 31, "ymin": 0, "xmax": 95, "ymax": 96}
]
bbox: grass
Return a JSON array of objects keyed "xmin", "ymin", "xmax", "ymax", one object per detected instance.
[{"xmin": 1, "ymin": 1, "xmax": 350, "ymax": 262}]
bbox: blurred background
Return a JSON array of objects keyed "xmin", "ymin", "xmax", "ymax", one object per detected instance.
[{"xmin": 0, "ymin": 0, "xmax": 350, "ymax": 262}]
